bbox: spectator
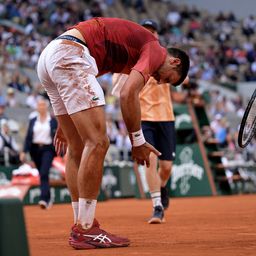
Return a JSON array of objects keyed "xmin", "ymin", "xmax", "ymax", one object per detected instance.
[
  {"xmin": 106, "ymin": 114, "xmax": 118, "ymax": 145},
  {"xmin": 20, "ymin": 75, "xmax": 33, "ymax": 93},
  {"xmin": 7, "ymin": 72, "xmax": 22, "ymax": 91},
  {"xmin": 214, "ymin": 117, "xmax": 228, "ymax": 148},
  {"xmin": 6, "ymin": 87, "xmax": 18, "ymax": 107},
  {"xmin": 20, "ymin": 99, "xmax": 57, "ymax": 209},
  {"xmin": 115, "ymin": 127, "xmax": 131, "ymax": 161},
  {"xmin": 166, "ymin": 8, "xmax": 181, "ymax": 27},
  {"xmin": 105, "ymin": 115, "xmax": 120, "ymax": 162},
  {"xmin": 0, "ymin": 119, "xmax": 20, "ymax": 165},
  {"xmin": 242, "ymin": 15, "xmax": 256, "ymax": 38},
  {"xmin": 26, "ymin": 90, "xmax": 41, "ymax": 109},
  {"xmin": 0, "ymin": 103, "xmax": 7, "ymax": 121}
]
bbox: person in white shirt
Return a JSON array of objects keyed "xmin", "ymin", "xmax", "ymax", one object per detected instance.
[{"xmin": 20, "ymin": 99, "xmax": 57, "ymax": 209}]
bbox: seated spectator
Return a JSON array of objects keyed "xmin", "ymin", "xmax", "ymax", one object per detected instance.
[
  {"xmin": 166, "ymin": 8, "xmax": 181, "ymax": 27},
  {"xmin": 242, "ymin": 15, "xmax": 256, "ymax": 38},
  {"xmin": 106, "ymin": 113, "xmax": 118, "ymax": 145},
  {"xmin": 0, "ymin": 89, "xmax": 6, "ymax": 107},
  {"xmin": 20, "ymin": 75, "xmax": 33, "ymax": 94},
  {"xmin": 115, "ymin": 127, "xmax": 131, "ymax": 161},
  {"xmin": 7, "ymin": 72, "xmax": 22, "ymax": 91},
  {"xmin": 213, "ymin": 116, "xmax": 228, "ymax": 148},
  {"xmin": 6, "ymin": 87, "xmax": 18, "ymax": 107},
  {"xmin": 134, "ymin": 0, "xmax": 145, "ymax": 13},
  {"xmin": 26, "ymin": 90, "xmax": 41, "ymax": 109},
  {"xmin": 0, "ymin": 119, "xmax": 20, "ymax": 165},
  {"xmin": 0, "ymin": 102, "xmax": 8, "ymax": 121}
]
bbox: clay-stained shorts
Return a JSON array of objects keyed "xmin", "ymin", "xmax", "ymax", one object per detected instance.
[{"xmin": 37, "ymin": 39, "xmax": 105, "ymax": 116}]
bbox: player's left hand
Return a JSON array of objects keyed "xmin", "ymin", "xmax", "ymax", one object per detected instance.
[{"xmin": 131, "ymin": 142, "xmax": 161, "ymax": 167}]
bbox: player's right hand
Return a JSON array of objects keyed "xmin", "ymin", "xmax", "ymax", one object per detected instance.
[
  {"xmin": 131, "ymin": 142, "xmax": 161, "ymax": 167},
  {"xmin": 54, "ymin": 126, "xmax": 67, "ymax": 156}
]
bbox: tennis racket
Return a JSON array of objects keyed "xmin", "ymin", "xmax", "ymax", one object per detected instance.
[{"xmin": 238, "ymin": 89, "xmax": 256, "ymax": 148}]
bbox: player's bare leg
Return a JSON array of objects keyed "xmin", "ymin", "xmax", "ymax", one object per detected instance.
[
  {"xmin": 58, "ymin": 106, "xmax": 129, "ymax": 249},
  {"xmin": 69, "ymin": 106, "xmax": 109, "ymax": 201},
  {"xmin": 56, "ymin": 114, "xmax": 83, "ymax": 224}
]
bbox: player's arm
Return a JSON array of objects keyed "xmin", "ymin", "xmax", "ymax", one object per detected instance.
[
  {"xmin": 119, "ymin": 69, "xmax": 144, "ymax": 133},
  {"xmin": 119, "ymin": 70, "xmax": 160, "ymax": 167}
]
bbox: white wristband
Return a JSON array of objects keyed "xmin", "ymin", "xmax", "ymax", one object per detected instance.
[{"xmin": 130, "ymin": 129, "xmax": 146, "ymax": 147}]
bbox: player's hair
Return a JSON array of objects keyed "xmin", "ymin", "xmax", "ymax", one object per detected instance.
[{"xmin": 167, "ymin": 47, "xmax": 190, "ymax": 86}]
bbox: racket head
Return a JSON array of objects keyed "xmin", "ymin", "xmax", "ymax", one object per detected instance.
[{"xmin": 238, "ymin": 89, "xmax": 256, "ymax": 148}]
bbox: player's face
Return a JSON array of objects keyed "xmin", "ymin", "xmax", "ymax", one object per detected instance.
[
  {"xmin": 159, "ymin": 70, "xmax": 180, "ymax": 84},
  {"xmin": 153, "ymin": 69, "xmax": 180, "ymax": 85},
  {"xmin": 153, "ymin": 55, "xmax": 182, "ymax": 85}
]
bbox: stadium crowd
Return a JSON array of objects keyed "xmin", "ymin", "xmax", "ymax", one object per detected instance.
[{"xmin": 0, "ymin": 0, "xmax": 255, "ymax": 168}]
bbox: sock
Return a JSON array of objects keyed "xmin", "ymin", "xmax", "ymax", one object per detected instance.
[
  {"xmin": 78, "ymin": 198, "xmax": 97, "ymax": 229},
  {"xmin": 150, "ymin": 191, "xmax": 163, "ymax": 208},
  {"xmin": 71, "ymin": 201, "xmax": 78, "ymax": 224}
]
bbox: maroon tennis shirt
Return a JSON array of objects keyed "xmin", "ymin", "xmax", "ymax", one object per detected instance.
[{"xmin": 70, "ymin": 17, "xmax": 167, "ymax": 83}]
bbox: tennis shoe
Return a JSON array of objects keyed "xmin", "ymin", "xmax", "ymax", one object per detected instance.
[
  {"xmin": 68, "ymin": 224, "xmax": 76, "ymax": 245},
  {"xmin": 148, "ymin": 206, "xmax": 165, "ymax": 224},
  {"xmin": 38, "ymin": 200, "xmax": 53, "ymax": 210},
  {"xmin": 69, "ymin": 219, "xmax": 130, "ymax": 249}
]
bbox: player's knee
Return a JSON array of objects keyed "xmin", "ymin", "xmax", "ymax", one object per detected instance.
[
  {"xmin": 88, "ymin": 136, "xmax": 110, "ymax": 154},
  {"xmin": 102, "ymin": 136, "xmax": 110, "ymax": 151}
]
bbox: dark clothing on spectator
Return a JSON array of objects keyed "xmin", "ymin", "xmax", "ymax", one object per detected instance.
[
  {"xmin": 23, "ymin": 116, "xmax": 57, "ymax": 203},
  {"xmin": 0, "ymin": 133, "xmax": 20, "ymax": 165}
]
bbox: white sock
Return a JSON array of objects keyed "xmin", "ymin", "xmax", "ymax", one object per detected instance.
[
  {"xmin": 78, "ymin": 198, "xmax": 97, "ymax": 229},
  {"xmin": 150, "ymin": 191, "xmax": 163, "ymax": 208},
  {"xmin": 71, "ymin": 201, "xmax": 78, "ymax": 224}
]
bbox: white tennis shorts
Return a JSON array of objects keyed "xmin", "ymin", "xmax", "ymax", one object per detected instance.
[{"xmin": 37, "ymin": 39, "xmax": 105, "ymax": 116}]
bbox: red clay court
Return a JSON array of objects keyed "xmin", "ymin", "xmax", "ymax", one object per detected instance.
[{"xmin": 25, "ymin": 194, "xmax": 256, "ymax": 256}]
